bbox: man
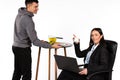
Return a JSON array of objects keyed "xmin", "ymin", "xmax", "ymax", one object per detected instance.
[{"xmin": 12, "ymin": 0, "xmax": 61, "ymax": 80}]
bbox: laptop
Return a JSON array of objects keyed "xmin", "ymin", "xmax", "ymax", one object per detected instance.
[{"xmin": 54, "ymin": 55, "xmax": 83, "ymax": 73}]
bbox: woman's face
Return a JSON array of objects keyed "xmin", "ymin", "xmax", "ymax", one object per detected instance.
[{"xmin": 91, "ymin": 30, "xmax": 103, "ymax": 45}]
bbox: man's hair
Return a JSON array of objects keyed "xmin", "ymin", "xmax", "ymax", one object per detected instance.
[{"xmin": 25, "ymin": 0, "xmax": 39, "ymax": 6}]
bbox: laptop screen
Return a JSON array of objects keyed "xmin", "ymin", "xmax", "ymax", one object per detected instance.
[{"xmin": 54, "ymin": 55, "xmax": 83, "ymax": 73}]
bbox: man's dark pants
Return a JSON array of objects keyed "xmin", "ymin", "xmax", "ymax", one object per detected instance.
[{"xmin": 12, "ymin": 46, "xmax": 31, "ymax": 80}]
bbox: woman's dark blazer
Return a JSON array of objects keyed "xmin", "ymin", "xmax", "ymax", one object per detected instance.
[{"xmin": 74, "ymin": 42, "xmax": 109, "ymax": 76}]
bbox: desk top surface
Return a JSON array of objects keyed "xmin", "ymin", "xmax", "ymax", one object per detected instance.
[{"xmin": 58, "ymin": 42, "xmax": 72, "ymax": 47}]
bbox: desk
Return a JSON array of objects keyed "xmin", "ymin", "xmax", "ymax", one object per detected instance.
[{"xmin": 35, "ymin": 42, "xmax": 72, "ymax": 80}]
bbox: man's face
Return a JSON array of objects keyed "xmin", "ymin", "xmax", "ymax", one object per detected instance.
[{"xmin": 27, "ymin": 2, "xmax": 39, "ymax": 14}]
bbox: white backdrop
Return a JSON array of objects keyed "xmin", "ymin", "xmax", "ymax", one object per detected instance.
[{"xmin": 0, "ymin": 0, "xmax": 120, "ymax": 80}]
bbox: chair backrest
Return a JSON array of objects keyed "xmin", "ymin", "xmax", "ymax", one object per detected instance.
[
  {"xmin": 105, "ymin": 40, "xmax": 118, "ymax": 70},
  {"xmin": 87, "ymin": 40, "xmax": 118, "ymax": 80}
]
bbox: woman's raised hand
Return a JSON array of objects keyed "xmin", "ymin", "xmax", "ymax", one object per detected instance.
[{"xmin": 73, "ymin": 34, "xmax": 80, "ymax": 44}]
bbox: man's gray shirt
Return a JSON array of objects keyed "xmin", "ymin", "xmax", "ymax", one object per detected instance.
[{"xmin": 13, "ymin": 7, "xmax": 51, "ymax": 48}]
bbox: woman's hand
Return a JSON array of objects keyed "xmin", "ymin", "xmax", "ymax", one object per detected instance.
[
  {"xmin": 73, "ymin": 34, "xmax": 80, "ymax": 44},
  {"xmin": 79, "ymin": 68, "xmax": 88, "ymax": 75}
]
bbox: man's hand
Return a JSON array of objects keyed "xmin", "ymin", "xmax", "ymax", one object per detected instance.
[{"xmin": 52, "ymin": 43, "xmax": 61, "ymax": 48}]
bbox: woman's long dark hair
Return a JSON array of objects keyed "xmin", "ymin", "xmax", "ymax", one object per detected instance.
[{"xmin": 89, "ymin": 28, "xmax": 105, "ymax": 46}]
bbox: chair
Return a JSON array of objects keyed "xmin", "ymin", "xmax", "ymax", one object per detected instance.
[{"xmin": 86, "ymin": 40, "xmax": 118, "ymax": 80}]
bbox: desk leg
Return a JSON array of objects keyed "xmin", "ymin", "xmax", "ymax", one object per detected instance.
[
  {"xmin": 35, "ymin": 47, "xmax": 41, "ymax": 80},
  {"xmin": 55, "ymin": 49, "xmax": 57, "ymax": 80},
  {"xmin": 48, "ymin": 49, "xmax": 51, "ymax": 80},
  {"xmin": 63, "ymin": 47, "xmax": 67, "ymax": 57}
]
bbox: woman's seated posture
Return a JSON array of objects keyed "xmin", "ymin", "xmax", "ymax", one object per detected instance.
[{"xmin": 57, "ymin": 28, "xmax": 109, "ymax": 80}]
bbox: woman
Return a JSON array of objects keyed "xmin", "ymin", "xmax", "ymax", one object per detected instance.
[{"xmin": 57, "ymin": 28, "xmax": 109, "ymax": 80}]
